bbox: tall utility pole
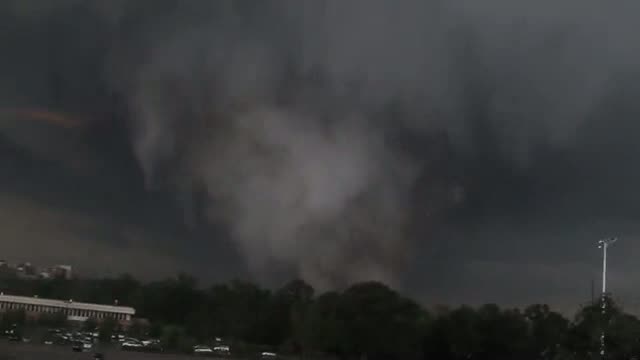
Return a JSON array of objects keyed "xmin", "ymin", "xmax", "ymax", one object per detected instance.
[{"xmin": 598, "ymin": 237, "xmax": 617, "ymax": 359}]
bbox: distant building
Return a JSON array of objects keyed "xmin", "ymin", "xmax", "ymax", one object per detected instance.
[
  {"xmin": 0, "ymin": 261, "xmax": 14, "ymax": 278},
  {"xmin": 0, "ymin": 262, "xmax": 76, "ymax": 280},
  {"xmin": 51, "ymin": 265, "xmax": 72, "ymax": 280},
  {"xmin": 0, "ymin": 294, "xmax": 135, "ymax": 325},
  {"xmin": 16, "ymin": 262, "xmax": 37, "ymax": 279}
]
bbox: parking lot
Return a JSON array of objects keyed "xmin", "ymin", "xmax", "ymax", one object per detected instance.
[{"xmin": 0, "ymin": 342, "xmax": 227, "ymax": 360}]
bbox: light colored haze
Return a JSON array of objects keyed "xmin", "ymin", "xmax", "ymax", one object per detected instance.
[
  {"xmin": 3, "ymin": 0, "xmax": 640, "ymax": 295},
  {"xmin": 118, "ymin": 0, "xmax": 640, "ymax": 289}
]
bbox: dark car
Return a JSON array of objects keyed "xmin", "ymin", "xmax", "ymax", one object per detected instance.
[
  {"xmin": 72, "ymin": 341, "xmax": 92, "ymax": 352},
  {"xmin": 8, "ymin": 333, "xmax": 22, "ymax": 342},
  {"xmin": 145, "ymin": 342, "xmax": 164, "ymax": 353}
]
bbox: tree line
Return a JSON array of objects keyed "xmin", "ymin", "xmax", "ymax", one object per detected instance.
[{"xmin": 1, "ymin": 274, "xmax": 640, "ymax": 359}]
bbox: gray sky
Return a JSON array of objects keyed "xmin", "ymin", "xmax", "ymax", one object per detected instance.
[{"xmin": 1, "ymin": 0, "xmax": 640, "ymax": 314}]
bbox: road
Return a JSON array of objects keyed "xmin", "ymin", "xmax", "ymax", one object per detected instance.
[{"xmin": 0, "ymin": 341, "xmax": 226, "ymax": 360}]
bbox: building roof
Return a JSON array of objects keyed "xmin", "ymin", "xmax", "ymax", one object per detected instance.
[{"xmin": 0, "ymin": 294, "xmax": 135, "ymax": 315}]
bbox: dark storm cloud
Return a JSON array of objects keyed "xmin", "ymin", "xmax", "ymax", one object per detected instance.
[{"xmin": 3, "ymin": 0, "xmax": 640, "ymax": 308}]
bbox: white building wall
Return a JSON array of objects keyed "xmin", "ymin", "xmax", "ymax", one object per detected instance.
[{"xmin": 0, "ymin": 294, "xmax": 135, "ymax": 323}]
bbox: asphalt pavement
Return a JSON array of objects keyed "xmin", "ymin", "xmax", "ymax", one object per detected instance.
[{"xmin": 0, "ymin": 342, "xmax": 208, "ymax": 360}]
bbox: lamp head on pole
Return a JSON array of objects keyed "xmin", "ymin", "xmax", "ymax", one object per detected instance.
[{"xmin": 598, "ymin": 237, "xmax": 617, "ymax": 248}]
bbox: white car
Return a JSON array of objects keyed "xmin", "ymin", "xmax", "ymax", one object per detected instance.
[
  {"xmin": 261, "ymin": 352, "xmax": 277, "ymax": 358},
  {"xmin": 193, "ymin": 345, "xmax": 214, "ymax": 354},
  {"xmin": 141, "ymin": 339, "xmax": 160, "ymax": 346},
  {"xmin": 121, "ymin": 340, "xmax": 145, "ymax": 351},
  {"xmin": 214, "ymin": 345, "xmax": 231, "ymax": 354}
]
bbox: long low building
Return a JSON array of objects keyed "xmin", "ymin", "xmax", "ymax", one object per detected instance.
[{"xmin": 0, "ymin": 294, "xmax": 135, "ymax": 323}]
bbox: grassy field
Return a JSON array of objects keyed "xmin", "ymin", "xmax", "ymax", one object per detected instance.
[{"xmin": 0, "ymin": 341, "xmax": 230, "ymax": 360}]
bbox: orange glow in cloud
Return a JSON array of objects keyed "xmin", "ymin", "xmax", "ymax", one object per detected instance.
[{"xmin": 0, "ymin": 108, "xmax": 84, "ymax": 128}]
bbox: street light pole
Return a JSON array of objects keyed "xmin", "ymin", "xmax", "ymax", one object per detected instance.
[{"xmin": 598, "ymin": 237, "xmax": 617, "ymax": 359}]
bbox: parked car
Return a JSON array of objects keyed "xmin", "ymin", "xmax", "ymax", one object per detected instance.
[
  {"xmin": 145, "ymin": 341, "xmax": 164, "ymax": 353},
  {"xmin": 72, "ymin": 341, "xmax": 92, "ymax": 352},
  {"xmin": 214, "ymin": 345, "xmax": 231, "ymax": 355},
  {"xmin": 193, "ymin": 345, "xmax": 214, "ymax": 355},
  {"xmin": 121, "ymin": 340, "xmax": 145, "ymax": 351}
]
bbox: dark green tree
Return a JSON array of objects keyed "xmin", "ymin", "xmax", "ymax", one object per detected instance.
[
  {"xmin": 37, "ymin": 311, "xmax": 68, "ymax": 329},
  {"xmin": 149, "ymin": 321, "xmax": 164, "ymax": 339},
  {"xmin": 0, "ymin": 309, "xmax": 26, "ymax": 330},
  {"xmin": 98, "ymin": 318, "xmax": 117, "ymax": 343},
  {"xmin": 337, "ymin": 281, "xmax": 425, "ymax": 360},
  {"xmin": 83, "ymin": 317, "xmax": 98, "ymax": 332},
  {"xmin": 428, "ymin": 306, "xmax": 479, "ymax": 360},
  {"xmin": 307, "ymin": 291, "xmax": 344, "ymax": 356},
  {"xmin": 127, "ymin": 319, "xmax": 149, "ymax": 339},
  {"xmin": 564, "ymin": 296, "xmax": 640, "ymax": 360},
  {"xmin": 473, "ymin": 304, "xmax": 530, "ymax": 359},
  {"xmin": 270, "ymin": 279, "xmax": 315, "ymax": 353},
  {"xmin": 524, "ymin": 304, "xmax": 569, "ymax": 359},
  {"xmin": 161, "ymin": 325, "xmax": 196, "ymax": 353}
]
